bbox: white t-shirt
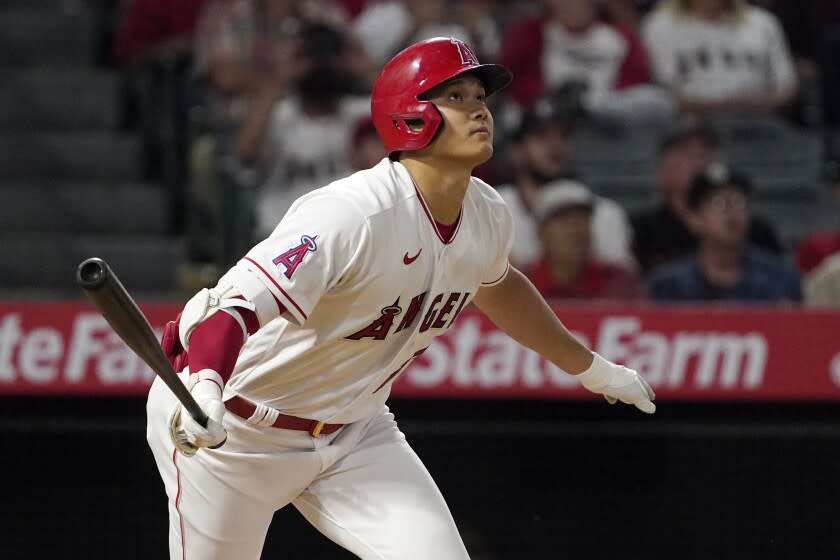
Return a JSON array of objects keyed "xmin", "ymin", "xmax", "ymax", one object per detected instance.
[
  {"xmin": 642, "ymin": 4, "xmax": 796, "ymax": 101},
  {"xmin": 220, "ymin": 159, "xmax": 513, "ymax": 423},
  {"xmin": 257, "ymin": 95, "xmax": 371, "ymax": 236},
  {"xmin": 497, "ymin": 183, "xmax": 634, "ymax": 270},
  {"xmin": 542, "ymin": 21, "xmax": 628, "ymax": 102}
]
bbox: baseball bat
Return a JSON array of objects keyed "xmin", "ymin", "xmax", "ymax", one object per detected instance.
[{"xmin": 76, "ymin": 257, "xmax": 209, "ymax": 428}]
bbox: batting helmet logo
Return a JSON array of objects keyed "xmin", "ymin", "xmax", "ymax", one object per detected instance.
[
  {"xmin": 452, "ymin": 38, "xmax": 479, "ymax": 66},
  {"xmin": 370, "ymin": 37, "xmax": 512, "ymax": 155}
]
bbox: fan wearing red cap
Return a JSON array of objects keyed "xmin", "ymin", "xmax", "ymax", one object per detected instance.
[{"xmin": 147, "ymin": 37, "xmax": 656, "ymax": 560}]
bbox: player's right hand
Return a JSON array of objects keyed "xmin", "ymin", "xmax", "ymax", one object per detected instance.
[
  {"xmin": 169, "ymin": 369, "xmax": 228, "ymax": 457},
  {"xmin": 574, "ymin": 353, "xmax": 656, "ymax": 414}
]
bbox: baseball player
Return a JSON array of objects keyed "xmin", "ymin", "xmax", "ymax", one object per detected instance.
[{"xmin": 146, "ymin": 37, "xmax": 656, "ymax": 560}]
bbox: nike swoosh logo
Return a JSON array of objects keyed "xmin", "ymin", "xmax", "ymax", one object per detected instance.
[{"xmin": 403, "ymin": 249, "xmax": 422, "ymax": 265}]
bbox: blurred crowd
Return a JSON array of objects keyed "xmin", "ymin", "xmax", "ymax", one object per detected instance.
[{"xmin": 104, "ymin": 0, "xmax": 840, "ymax": 306}]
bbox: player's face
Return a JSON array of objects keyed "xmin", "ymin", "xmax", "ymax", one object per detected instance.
[
  {"xmin": 422, "ymin": 74, "xmax": 495, "ymax": 167},
  {"xmin": 694, "ymin": 187, "xmax": 750, "ymax": 248}
]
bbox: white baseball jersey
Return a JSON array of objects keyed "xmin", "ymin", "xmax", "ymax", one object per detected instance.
[
  {"xmin": 220, "ymin": 158, "xmax": 513, "ymax": 423},
  {"xmin": 642, "ymin": 4, "xmax": 796, "ymax": 101}
]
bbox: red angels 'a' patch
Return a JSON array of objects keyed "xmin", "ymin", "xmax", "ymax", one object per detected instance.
[{"xmin": 273, "ymin": 235, "xmax": 318, "ymax": 279}]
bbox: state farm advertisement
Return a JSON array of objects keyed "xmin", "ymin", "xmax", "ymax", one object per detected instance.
[{"xmin": 2, "ymin": 301, "xmax": 840, "ymax": 400}]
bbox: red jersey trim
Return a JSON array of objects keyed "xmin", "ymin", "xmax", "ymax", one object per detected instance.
[
  {"xmin": 413, "ymin": 184, "xmax": 463, "ymax": 245},
  {"xmin": 242, "ymin": 257, "xmax": 308, "ymax": 323},
  {"xmin": 172, "ymin": 448, "xmax": 186, "ymax": 560}
]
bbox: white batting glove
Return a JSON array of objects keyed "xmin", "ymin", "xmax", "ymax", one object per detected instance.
[
  {"xmin": 169, "ymin": 369, "xmax": 228, "ymax": 457},
  {"xmin": 575, "ymin": 353, "xmax": 656, "ymax": 414}
]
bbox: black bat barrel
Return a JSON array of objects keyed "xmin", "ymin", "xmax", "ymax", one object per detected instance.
[{"xmin": 76, "ymin": 257, "xmax": 209, "ymax": 428}]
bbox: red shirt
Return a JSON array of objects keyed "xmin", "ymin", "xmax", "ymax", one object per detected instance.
[
  {"xmin": 527, "ymin": 258, "xmax": 643, "ymax": 300},
  {"xmin": 114, "ymin": 0, "xmax": 210, "ymax": 61},
  {"xmin": 796, "ymin": 231, "xmax": 840, "ymax": 274}
]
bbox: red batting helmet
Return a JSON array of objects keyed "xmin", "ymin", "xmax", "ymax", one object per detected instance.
[{"xmin": 371, "ymin": 37, "xmax": 512, "ymax": 155}]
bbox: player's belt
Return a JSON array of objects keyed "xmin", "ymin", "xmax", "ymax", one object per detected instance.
[{"xmin": 225, "ymin": 395, "xmax": 344, "ymax": 437}]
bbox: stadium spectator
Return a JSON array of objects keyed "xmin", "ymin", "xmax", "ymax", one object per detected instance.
[
  {"xmin": 499, "ymin": 0, "xmax": 674, "ymax": 122},
  {"xmin": 232, "ymin": 22, "xmax": 370, "ymax": 237},
  {"xmin": 114, "ymin": 0, "xmax": 208, "ymax": 65},
  {"xmin": 496, "ymin": 96, "xmax": 635, "ymax": 271},
  {"xmin": 631, "ymin": 118, "xmax": 783, "ymax": 272},
  {"xmin": 796, "ymin": 169, "xmax": 840, "ymax": 274},
  {"xmin": 648, "ymin": 163, "xmax": 802, "ymax": 302},
  {"xmin": 601, "ymin": 0, "xmax": 658, "ymax": 31},
  {"xmin": 528, "ymin": 182, "xmax": 644, "ymax": 300},
  {"xmin": 641, "ymin": 0, "xmax": 797, "ymax": 116},
  {"xmin": 796, "ymin": 232, "xmax": 840, "ymax": 276},
  {"xmin": 803, "ymin": 253, "xmax": 840, "ymax": 307},
  {"xmin": 336, "ymin": 0, "xmax": 370, "ymax": 20},
  {"xmin": 354, "ymin": 0, "xmax": 471, "ymax": 66},
  {"xmin": 194, "ymin": 0, "xmax": 368, "ymax": 126}
]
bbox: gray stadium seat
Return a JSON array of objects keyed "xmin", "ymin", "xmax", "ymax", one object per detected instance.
[
  {"xmin": 0, "ymin": 70, "xmax": 120, "ymax": 129},
  {"xmin": 0, "ymin": 182, "xmax": 170, "ymax": 235}
]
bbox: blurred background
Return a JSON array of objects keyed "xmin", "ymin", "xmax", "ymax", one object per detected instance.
[{"xmin": 2, "ymin": 0, "xmax": 840, "ymax": 558}]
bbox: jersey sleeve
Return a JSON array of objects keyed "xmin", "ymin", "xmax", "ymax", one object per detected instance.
[
  {"xmin": 223, "ymin": 193, "xmax": 370, "ymax": 326},
  {"xmin": 481, "ymin": 189, "xmax": 515, "ymax": 287}
]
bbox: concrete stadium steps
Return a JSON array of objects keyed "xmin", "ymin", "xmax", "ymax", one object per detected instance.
[
  {"xmin": 0, "ymin": 69, "xmax": 120, "ymax": 129},
  {"xmin": 0, "ymin": 234, "xmax": 185, "ymax": 293},
  {"xmin": 0, "ymin": 182, "xmax": 170, "ymax": 235},
  {"xmin": 0, "ymin": 131, "xmax": 140, "ymax": 181},
  {"xmin": 0, "ymin": 7, "xmax": 95, "ymax": 67}
]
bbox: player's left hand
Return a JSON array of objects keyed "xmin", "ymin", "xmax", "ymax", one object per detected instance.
[
  {"xmin": 169, "ymin": 369, "xmax": 228, "ymax": 456},
  {"xmin": 574, "ymin": 353, "xmax": 656, "ymax": 414}
]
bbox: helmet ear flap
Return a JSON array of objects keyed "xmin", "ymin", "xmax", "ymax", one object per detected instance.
[{"xmin": 384, "ymin": 101, "xmax": 443, "ymax": 155}]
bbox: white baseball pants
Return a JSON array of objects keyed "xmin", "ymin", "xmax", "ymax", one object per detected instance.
[{"xmin": 146, "ymin": 375, "xmax": 469, "ymax": 559}]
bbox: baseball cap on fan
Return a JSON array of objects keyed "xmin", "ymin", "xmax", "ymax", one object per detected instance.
[
  {"xmin": 686, "ymin": 162, "xmax": 752, "ymax": 210},
  {"xmin": 534, "ymin": 180, "xmax": 595, "ymax": 223}
]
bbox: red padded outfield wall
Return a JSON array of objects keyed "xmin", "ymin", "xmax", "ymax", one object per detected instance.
[{"xmin": 1, "ymin": 301, "xmax": 839, "ymax": 400}]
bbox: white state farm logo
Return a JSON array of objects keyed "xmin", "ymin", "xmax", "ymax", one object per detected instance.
[
  {"xmin": 0, "ymin": 312, "xmax": 158, "ymax": 385},
  {"xmin": 407, "ymin": 316, "xmax": 771, "ymax": 390}
]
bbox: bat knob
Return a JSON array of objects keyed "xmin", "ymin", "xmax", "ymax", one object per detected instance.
[{"xmin": 77, "ymin": 257, "xmax": 109, "ymax": 290}]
